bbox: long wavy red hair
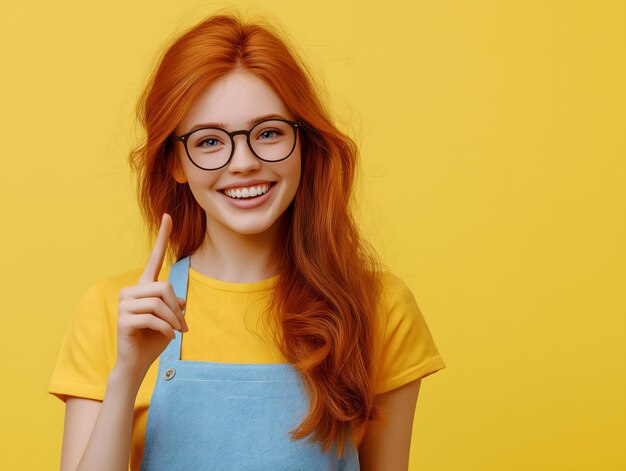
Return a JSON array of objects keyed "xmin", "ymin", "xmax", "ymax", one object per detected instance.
[{"xmin": 128, "ymin": 9, "xmax": 385, "ymax": 457}]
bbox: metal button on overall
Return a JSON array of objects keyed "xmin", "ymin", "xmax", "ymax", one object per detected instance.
[{"xmin": 163, "ymin": 368, "xmax": 176, "ymax": 380}]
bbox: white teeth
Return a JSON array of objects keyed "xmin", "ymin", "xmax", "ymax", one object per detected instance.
[{"xmin": 224, "ymin": 183, "xmax": 271, "ymax": 199}]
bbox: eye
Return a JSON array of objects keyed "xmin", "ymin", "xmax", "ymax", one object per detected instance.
[
  {"xmin": 197, "ymin": 137, "xmax": 222, "ymax": 148},
  {"xmin": 257, "ymin": 128, "xmax": 284, "ymax": 140}
]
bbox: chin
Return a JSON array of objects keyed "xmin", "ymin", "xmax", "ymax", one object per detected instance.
[{"xmin": 224, "ymin": 219, "xmax": 277, "ymax": 236}]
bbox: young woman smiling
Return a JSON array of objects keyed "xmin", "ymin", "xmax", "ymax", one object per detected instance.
[{"xmin": 48, "ymin": 11, "xmax": 446, "ymax": 471}]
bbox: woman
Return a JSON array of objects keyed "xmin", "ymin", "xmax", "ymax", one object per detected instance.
[{"xmin": 47, "ymin": 11, "xmax": 446, "ymax": 471}]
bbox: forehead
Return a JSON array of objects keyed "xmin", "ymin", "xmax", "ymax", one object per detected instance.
[{"xmin": 177, "ymin": 70, "xmax": 292, "ymax": 133}]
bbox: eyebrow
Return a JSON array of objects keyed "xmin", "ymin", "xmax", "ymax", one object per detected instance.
[{"xmin": 186, "ymin": 113, "xmax": 291, "ymax": 133}]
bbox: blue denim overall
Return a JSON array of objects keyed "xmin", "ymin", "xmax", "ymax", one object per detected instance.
[{"xmin": 139, "ymin": 255, "xmax": 360, "ymax": 470}]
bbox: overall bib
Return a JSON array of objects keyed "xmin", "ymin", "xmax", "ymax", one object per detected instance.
[{"xmin": 139, "ymin": 255, "xmax": 361, "ymax": 470}]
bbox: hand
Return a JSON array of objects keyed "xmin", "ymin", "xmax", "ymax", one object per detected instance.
[{"xmin": 113, "ymin": 213, "xmax": 189, "ymax": 380}]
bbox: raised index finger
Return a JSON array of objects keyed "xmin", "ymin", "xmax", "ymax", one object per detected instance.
[{"xmin": 139, "ymin": 213, "xmax": 172, "ymax": 284}]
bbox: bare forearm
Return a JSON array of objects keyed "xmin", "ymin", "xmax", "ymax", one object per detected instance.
[{"xmin": 76, "ymin": 366, "xmax": 142, "ymax": 471}]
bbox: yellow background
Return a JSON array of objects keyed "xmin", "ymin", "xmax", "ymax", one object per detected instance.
[{"xmin": 1, "ymin": 1, "xmax": 624, "ymax": 469}]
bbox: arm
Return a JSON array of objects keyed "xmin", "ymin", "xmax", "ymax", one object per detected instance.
[
  {"xmin": 60, "ymin": 397, "xmax": 100, "ymax": 471},
  {"xmin": 57, "ymin": 214, "xmax": 185, "ymax": 470},
  {"xmin": 60, "ymin": 367, "xmax": 142, "ymax": 471},
  {"xmin": 358, "ymin": 378, "xmax": 422, "ymax": 471}
]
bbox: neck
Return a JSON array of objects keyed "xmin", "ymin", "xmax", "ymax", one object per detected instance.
[{"xmin": 190, "ymin": 216, "xmax": 281, "ymax": 284}]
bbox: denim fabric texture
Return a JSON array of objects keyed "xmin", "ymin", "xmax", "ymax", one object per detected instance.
[{"xmin": 139, "ymin": 255, "xmax": 360, "ymax": 470}]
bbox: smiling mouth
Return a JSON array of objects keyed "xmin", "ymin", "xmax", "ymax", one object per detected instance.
[{"xmin": 219, "ymin": 182, "xmax": 277, "ymax": 199}]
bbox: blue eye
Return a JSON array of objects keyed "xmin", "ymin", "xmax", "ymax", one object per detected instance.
[
  {"xmin": 199, "ymin": 138, "xmax": 221, "ymax": 147},
  {"xmin": 257, "ymin": 128, "xmax": 284, "ymax": 140}
]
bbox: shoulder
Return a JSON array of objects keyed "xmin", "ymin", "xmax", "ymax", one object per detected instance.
[
  {"xmin": 375, "ymin": 270, "xmax": 426, "ymax": 352},
  {"xmin": 47, "ymin": 264, "xmax": 169, "ymax": 403},
  {"xmin": 380, "ymin": 270, "xmax": 413, "ymax": 295},
  {"xmin": 378, "ymin": 270, "xmax": 420, "ymax": 311},
  {"xmin": 373, "ymin": 270, "xmax": 446, "ymax": 393}
]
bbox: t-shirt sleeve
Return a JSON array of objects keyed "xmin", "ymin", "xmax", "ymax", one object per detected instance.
[
  {"xmin": 47, "ymin": 282, "xmax": 117, "ymax": 403},
  {"xmin": 376, "ymin": 273, "xmax": 446, "ymax": 394}
]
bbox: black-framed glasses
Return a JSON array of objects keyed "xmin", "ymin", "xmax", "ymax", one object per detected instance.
[{"xmin": 171, "ymin": 118, "xmax": 301, "ymax": 171}]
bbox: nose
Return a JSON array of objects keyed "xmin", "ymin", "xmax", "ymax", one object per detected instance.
[{"xmin": 227, "ymin": 134, "xmax": 261, "ymax": 174}]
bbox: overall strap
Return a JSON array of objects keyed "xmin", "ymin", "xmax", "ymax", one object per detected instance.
[{"xmin": 159, "ymin": 255, "xmax": 190, "ymax": 363}]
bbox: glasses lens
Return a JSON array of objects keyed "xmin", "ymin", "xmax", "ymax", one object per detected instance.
[
  {"xmin": 250, "ymin": 120, "xmax": 296, "ymax": 161},
  {"xmin": 187, "ymin": 128, "xmax": 231, "ymax": 170}
]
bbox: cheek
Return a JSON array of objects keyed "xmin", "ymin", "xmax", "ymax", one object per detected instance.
[
  {"xmin": 180, "ymin": 155, "xmax": 220, "ymax": 188},
  {"xmin": 185, "ymin": 169, "xmax": 222, "ymax": 198}
]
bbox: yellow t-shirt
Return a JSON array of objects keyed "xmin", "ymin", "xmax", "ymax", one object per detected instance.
[{"xmin": 47, "ymin": 264, "xmax": 445, "ymax": 470}]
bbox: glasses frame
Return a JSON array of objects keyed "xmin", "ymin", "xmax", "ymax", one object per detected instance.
[{"xmin": 171, "ymin": 118, "xmax": 301, "ymax": 171}]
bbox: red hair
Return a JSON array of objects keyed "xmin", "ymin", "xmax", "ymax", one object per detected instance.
[{"xmin": 128, "ymin": 9, "xmax": 385, "ymax": 457}]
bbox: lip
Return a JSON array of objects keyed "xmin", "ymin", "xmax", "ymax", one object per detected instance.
[
  {"xmin": 218, "ymin": 179, "xmax": 276, "ymax": 191},
  {"xmin": 218, "ymin": 182, "xmax": 276, "ymax": 209}
]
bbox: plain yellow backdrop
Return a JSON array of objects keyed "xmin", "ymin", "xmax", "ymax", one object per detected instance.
[{"xmin": 1, "ymin": 1, "xmax": 624, "ymax": 470}]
